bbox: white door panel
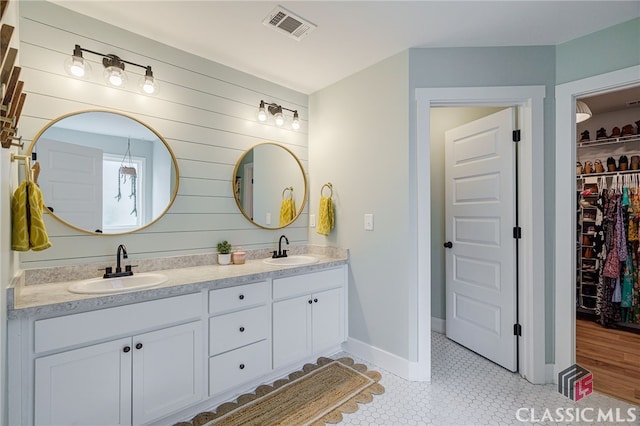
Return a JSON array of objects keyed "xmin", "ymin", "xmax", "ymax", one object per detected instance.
[{"xmin": 445, "ymin": 108, "xmax": 517, "ymax": 372}]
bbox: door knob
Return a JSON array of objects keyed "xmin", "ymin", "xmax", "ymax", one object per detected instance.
[{"xmin": 443, "ymin": 241, "xmax": 453, "ymax": 248}]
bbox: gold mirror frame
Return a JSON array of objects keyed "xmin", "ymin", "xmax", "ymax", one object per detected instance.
[
  {"xmin": 27, "ymin": 109, "xmax": 180, "ymax": 235},
  {"xmin": 233, "ymin": 142, "xmax": 307, "ymax": 229}
]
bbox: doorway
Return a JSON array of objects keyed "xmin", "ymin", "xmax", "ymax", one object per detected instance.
[
  {"xmin": 416, "ymin": 86, "xmax": 547, "ymax": 384},
  {"xmin": 554, "ymin": 65, "xmax": 640, "ymax": 380}
]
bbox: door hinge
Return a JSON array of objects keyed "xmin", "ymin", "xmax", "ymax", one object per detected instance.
[
  {"xmin": 513, "ymin": 323, "xmax": 522, "ymax": 336},
  {"xmin": 513, "ymin": 226, "xmax": 522, "ymax": 239},
  {"xmin": 512, "ymin": 129, "xmax": 521, "ymax": 142}
]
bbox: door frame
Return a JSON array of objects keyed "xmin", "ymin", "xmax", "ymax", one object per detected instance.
[
  {"xmin": 416, "ymin": 86, "xmax": 546, "ymax": 384},
  {"xmin": 554, "ymin": 65, "xmax": 640, "ymax": 379}
]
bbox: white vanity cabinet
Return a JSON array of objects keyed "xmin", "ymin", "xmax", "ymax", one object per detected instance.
[
  {"xmin": 31, "ymin": 293, "xmax": 204, "ymax": 426},
  {"xmin": 272, "ymin": 267, "xmax": 346, "ymax": 369},
  {"xmin": 208, "ymin": 281, "xmax": 271, "ymax": 396}
]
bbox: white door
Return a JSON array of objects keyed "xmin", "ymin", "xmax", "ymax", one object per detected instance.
[
  {"xmin": 34, "ymin": 338, "xmax": 132, "ymax": 426},
  {"xmin": 132, "ymin": 321, "xmax": 203, "ymax": 425},
  {"xmin": 273, "ymin": 294, "xmax": 312, "ymax": 368},
  {"xmin": 444, "ymin": 108, "xmax": 517, "ymax": 372},
  {"xmin": 37, "ymin": 138, "xmax": 103, "ymax": 231},
  {"xmin": 312, "ymin": 287, "xmax": 343, "ymax": 352}
]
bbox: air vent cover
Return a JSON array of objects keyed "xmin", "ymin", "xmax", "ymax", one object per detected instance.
[{"xmin": 263, "ymin": 5, "xmax": 317, "ymax": 40}]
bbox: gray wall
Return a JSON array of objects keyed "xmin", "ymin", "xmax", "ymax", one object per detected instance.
[
  {"xmin": 309, "ymin": 52, "xmax": 412, "ymax": 359},
  {"xmin": 556, "ymin": 18, "xmax": 640, "ymax": 85},
  {"xmin": 409, "ymin": 46, "xmax": 557, "ymax": 362},
  {"xmin": 16, "ymin": 1, "xmax": 309, "ymax": 270}
]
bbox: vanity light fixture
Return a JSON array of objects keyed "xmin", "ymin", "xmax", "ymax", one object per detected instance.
[
  {"xmin": 576, "ymin": 100, "xmax": 592, "ymax": 123},
  {"xmin": 257, "ymin": 100, "xmax": 300, "ymax": 130},
  {"xmin": 65, "ymin": 44, "xmax": 158, "ymax": 95}
]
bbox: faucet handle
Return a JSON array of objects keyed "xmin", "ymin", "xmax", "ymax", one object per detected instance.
[
  {"xmin": 272, "ymin": 250, "xmax": 278, "ymax": 258},
  {"xmin": 125, "ymin": 264, "xmax": 138, "ymax": 273},
  {"xmin": 282, "ymin": 250, "xmax": 288, "ymax": 257}
]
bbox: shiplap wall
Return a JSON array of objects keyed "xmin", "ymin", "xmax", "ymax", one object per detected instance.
[{"xmin": 17, "ymin": 2, "xmax": 309, "ymax": 269}]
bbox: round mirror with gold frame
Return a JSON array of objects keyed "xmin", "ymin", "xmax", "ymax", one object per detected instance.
[
  {"xmin": 28, "ymin": 109, "xmax": 179, "ymax": 235},
  {"xmin": 233, "ymin": 142, "xmax": 307, "ymax": 229}
]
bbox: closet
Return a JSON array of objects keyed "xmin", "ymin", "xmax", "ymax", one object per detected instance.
[{"xmin": 575, "ymin": 87, "xmax": 640, "ymax": 405}]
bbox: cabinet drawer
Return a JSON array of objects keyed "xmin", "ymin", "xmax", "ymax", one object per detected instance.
[
  {"xmin": 209, "ymin": 282, "xmax": 268, "ymax": 314},
  {"xmin": 209, "ymin": 306, "xmax": 269, "ymax": 356},
  {"xmin": 273, "ymin": 267, "xmax": 344, "ymax": 300},
  {"xmin": 35, "ymin": 293, "xmax": 202, "ymax": 354},
  {"xmin": 209, "ymin": 340, "xmax": 270, "ymax": 396}
]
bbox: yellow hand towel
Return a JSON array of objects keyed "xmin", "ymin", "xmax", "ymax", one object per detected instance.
[
  {"xmin": 279, "ymin": 198, "xmax": 296, "ymax": 226},
  {"xmin": 317, "ymin": 196, "xmax": 334, "ymax": 236},
  {"xmin": 12, "ymin": 181, "xmax": 52, "ymax": 251}
]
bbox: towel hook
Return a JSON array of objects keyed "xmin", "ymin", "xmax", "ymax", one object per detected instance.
[
  {"xmin": 321, "ymin": 182, "xmax": 333, "ymax": 198},
  {"xmin": 282, "ymin": 186, "xmax": 293, "ymax": 199},
  {"xmin": 11, "ymin": 153, "xmax": 31, "ymax": 183}
]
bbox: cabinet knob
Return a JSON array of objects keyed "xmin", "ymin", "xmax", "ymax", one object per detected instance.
[
  {"xmin": 308, "ymin": 299, "xmax": 313, "ymax": 304},
  {"xmin": 239, "ymin": 363, "xmax": 245, "ymax": 370},
  {"xmin": 239, "ymin": 294, "xmax": 245, "ymax": 300},
  {"xmin": 314, "ymin": 298, "xmax": 318, "ymax": 303},
  {"xmin": 135, "ymin": 343, "xmax": 143, "ymax": 350},
  {"xmin": 239, "ymin": 326, "xmax": 245, "ymax": 332},
  {"xmin": 123, "ymin": 346, "xmax": 131, "ymax": 353}
]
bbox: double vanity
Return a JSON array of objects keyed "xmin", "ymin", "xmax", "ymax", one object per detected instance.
[{"xmin": 7, "ymin": 249, "xmax": 349, "ymax": 426}]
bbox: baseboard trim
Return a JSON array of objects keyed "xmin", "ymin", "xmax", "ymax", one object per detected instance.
[
  {"xmin": 343, "ymin": 337, "xmax": 419, "ymax": 381},
  {"xmin": 431, "ymin": 317, "xmax": 445, "ymax": 333}
]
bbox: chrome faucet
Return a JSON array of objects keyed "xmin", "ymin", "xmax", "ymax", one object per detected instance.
[
  {"xmin": 272, "ymin": 235, "xmax": 289, "ymax": 258},
  {"xmin": 104, "ymin": 244, "xmax": 134, "ymax": 278}
]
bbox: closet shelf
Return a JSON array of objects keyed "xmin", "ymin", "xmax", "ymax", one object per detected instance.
[
  {"xmin": 577, "ymin": 133, "xmax": 640, "ymax": 148},
  {"xmin": 577, "ymin": 168, "xmax": 640, "ymax": 178}
]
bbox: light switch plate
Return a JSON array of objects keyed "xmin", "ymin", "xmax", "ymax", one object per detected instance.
[
  {"xmin": 364, "ymin": 213, "xmax": 374, "ymax": 230},
  {"xmin": 310, "ymin": 214, "xmax": 316, "ymax": 227},
  {"xmin": 266, "ymin": 212, "xmax": 271, "ymax": 225}
]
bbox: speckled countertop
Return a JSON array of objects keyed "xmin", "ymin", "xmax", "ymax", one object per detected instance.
[{"xmin": 8, "ymin": 246, "xmax": 348, "ymax": 319}]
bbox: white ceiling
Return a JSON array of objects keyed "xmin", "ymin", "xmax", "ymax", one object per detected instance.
[{"xmin": 50, "ymin": 1, "xmax": 640, "ymax": 95}]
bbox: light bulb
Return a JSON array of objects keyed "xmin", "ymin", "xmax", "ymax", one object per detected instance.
[
  {"xmin": 104, "ymin": 66, "xmax": 126, "ymax": 87},
  {"xmin": 258, "ymin": 101, "xmax": 267, "ymax": 121},
  {"xmin": 274, "ymin": 112, "xmax": 284, "ymax": 126},
  {"xmin": 141, "ymin": 76, "xmax": 156, "ymax": 94},
  {"xmin": 291, "ymin": 111, "xmax": 300, "ymax": 130},
  {"xmin": 70, "ymin": 57, "xmax": 85, "ymax": 77}
]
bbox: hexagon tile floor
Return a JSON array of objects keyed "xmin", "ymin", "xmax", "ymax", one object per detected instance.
[{"xmin": 334, "ymin": 332, "xmax": 640, "ymax": 426}]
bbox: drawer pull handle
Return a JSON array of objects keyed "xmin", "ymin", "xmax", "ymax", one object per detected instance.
[
  {"xmin": 239, "ymin": 294, "xmax": 245, "ymax": 300},
  {"xmin": 239, "ymin": 326, "xmax": 245, "ymax": 332},
  {"xmin": 123, "ymin": 346, "xmax": 131, "ymax": 353},
  {"xmin": 239, "ymin": 363, "xmax": 245, "ymax": 370},
  {"xmin": 314, "ymin": 298, "xmax": 318, "ymax": 303},
  {"xmin": 135, "ymin": 343, "xmax": 143, "ymax": 350}
]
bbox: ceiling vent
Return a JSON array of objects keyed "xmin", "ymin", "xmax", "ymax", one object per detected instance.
[{"xmin": 263, "ymin": 5, "xmax": 317, "ymax": 41}]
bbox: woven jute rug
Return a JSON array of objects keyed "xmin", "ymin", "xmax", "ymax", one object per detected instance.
[{"xmin": 176, "ymin": 357, "xmax": 384, "ymax": 426}]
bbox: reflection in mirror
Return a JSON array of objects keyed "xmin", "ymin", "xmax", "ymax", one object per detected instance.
[
  {"xmin": 233, "ymin": 143, "xmax": 307, "ymax": 229},
  {"xmin": 28, "ymin": 110, "xmax": 179, "ymax": 235}
]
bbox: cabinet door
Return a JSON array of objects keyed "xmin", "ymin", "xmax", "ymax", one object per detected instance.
[
  {"xmin": 312, "ymin": 287, "xmax": 344, "ymax": 352},
  {"xmin": 273, "ymin": 294, "xmax": 312, "ymax": 369},
  {"xmin": 132, "ymin": 321, "xmax": 203, "ymax": 425},
  {"xmin": 34, "ymin": 337, "xmax": 132, "ymax": 426}
]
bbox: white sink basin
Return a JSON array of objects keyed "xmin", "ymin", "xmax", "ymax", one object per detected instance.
[
  {"xmin": 68, "ymin": 273, "xmax": 168, "ymax": 294},
  {"xmin": 263, "ymin": 255, "xmax": 318, "ymax": 266}
]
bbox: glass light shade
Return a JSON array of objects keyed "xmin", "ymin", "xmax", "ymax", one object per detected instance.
[
  {"xmin": 291, "ymin": 112, "xmax": 300, "ymax": 130},
  {"xmin": 274, "ymin": 111, "xmax": 284, "ymax": 126},
  {"xmin": 258, "ymin": 106, "xmax": 267, "ymax": 122},
  {"xmin": 576, "ymin": 100, "xmax": 592, "ymax": 123},
  {"xmin": 104, "ymin": 66, "xmax": 126, "ymax": 87},
  {"xmin": 140, "ymin": 75, "xmax": 157, "ymax": 94},
  {"xmin": 64, "ymin": 55, "xmax": 90, "ymax": 78}
]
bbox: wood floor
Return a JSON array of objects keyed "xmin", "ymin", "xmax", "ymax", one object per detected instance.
[{"xmin": 576, "ymin": 318, "xmax": 640, "ymax": 405}]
